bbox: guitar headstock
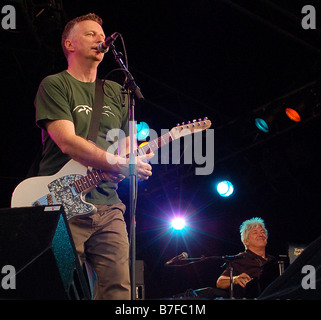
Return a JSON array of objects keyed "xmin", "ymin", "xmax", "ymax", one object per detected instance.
[{"xmin": 169, "ymin": 117, "xmax": 212, "ymax": 140}]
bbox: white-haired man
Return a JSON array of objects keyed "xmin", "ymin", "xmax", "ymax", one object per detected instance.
[{"xmin": 216, "ymin": 217, "xmax": 274, "ymax": 298}]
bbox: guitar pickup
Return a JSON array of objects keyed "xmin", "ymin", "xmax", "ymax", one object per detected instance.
[{"xmin": 70, "ymin": 185, "xmax": 78, "ymax": 196}]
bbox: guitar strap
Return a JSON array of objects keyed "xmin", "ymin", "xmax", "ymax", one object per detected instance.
[{"xmin": 87, "ymin": 78, "xmax": 105, "ymax": 143}]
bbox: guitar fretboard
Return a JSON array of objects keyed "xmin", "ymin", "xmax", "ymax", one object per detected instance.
[
  {"xmin": 72, "ymin": 170, "xmax": 105, "ymax": 193},
  {"xmin": 129, "ymin": 132, "xmax": 174, "ymax": 157}
]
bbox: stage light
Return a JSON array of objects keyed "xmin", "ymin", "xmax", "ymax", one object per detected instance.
[
  {"xmin": 171, "ymin": 217, "xmax": 186, "ymax": 230},
  {"xmin": 254, "ymin": 107, "xmax": 280, "ymax": 133},
  {"xmin": 216, "ymin": 180, "xmax": 234, "ymax": 197},
  {"xmin": 136, "ymin": 122, "xmax": 150, "ymax": 140},
  {"xmin": 285, "ymin": 108, "xmax": 301, "ymax": 122},
  {"xmin": 138, "ymin": 142, "xmax": 154, "ymax": 160},
  {"xmin": 255, "ymin": 118, "xmax": 270, "ymax": 133},
  {"xmin": 256, "ymin": 104, "xmax": 303, "ymax": 132}
]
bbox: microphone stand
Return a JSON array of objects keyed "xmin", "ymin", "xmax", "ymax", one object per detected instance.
[
  {"xmin": 109, "ymin": 44, "xmax": 144, "ymax": 300},
  {"xmin": 225, "ymin": 258, "xmax": 235, "ymax": 299}
]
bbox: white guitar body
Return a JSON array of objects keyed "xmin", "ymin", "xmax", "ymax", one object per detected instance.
[{"xmin": 11, "ymin": 159, "xmax": 96, "ymax": 220}]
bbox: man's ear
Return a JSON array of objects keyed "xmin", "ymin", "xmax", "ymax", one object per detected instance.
[
  {"xmin": 64, "ymin": 39, "xmax": 75, "ymax": 54},
  {"xmin": 243, "ymin": 238, "xmax": 249, "ymax": 248}
]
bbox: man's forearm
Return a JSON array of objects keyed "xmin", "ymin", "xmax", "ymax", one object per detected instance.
[
  {"xmin": 216, "ymin": 276, "xmax": 232, "ymax": 289},
  {"xmin": 46, "ymin": 119, "xmax": 121, "ymax": 173},
  {"xmin": 60, "ymin": 134, "xmax": 118, "ymax": 171}
]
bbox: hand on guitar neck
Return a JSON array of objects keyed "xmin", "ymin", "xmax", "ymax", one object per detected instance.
[{"xmin": 103, "ymin": 153, "xmax": 153, "ymax": 183}]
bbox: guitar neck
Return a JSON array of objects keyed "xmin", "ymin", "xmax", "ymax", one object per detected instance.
[
  {"xmin": 72, "ymin": 170, "xmax": 105, "ymax": 193},
  {"xmin": 126, "ymin": 118, "xmax": 211, "ymax": 158},
  {"xmin": 126, "ymin": 131, "xmax": 174, "ymax": 158}
]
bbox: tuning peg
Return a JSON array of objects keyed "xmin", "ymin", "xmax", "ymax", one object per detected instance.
[
  {"xmin": 198, "ymin": 118, "xmax": 201, "ymax": 121},
  {"xmin": 193, "ymin": 119, "xmax": 196, "ymax": 122},
  {"xmin": 182, "ymin": 122, "xmax": 185, "ymax": 125},
  {"xmin": 176, "ymin": 123, "xmax": 180, "ymax": 126},
  {"xmin": 203, "ymin": 117, "xmax": 208, "ymax": 120}
]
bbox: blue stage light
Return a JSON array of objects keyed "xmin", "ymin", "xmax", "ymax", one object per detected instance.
[
  {"xmin": 254, "ymin": 118, "xmax": 269, "ymax": 133},
  {"xmin": 136, "ymin": 122, "xmax": 150, "ymax": 140},
  {"xmin": 216, "ymin": 180, "xmax": 234, "ymax": 197}
]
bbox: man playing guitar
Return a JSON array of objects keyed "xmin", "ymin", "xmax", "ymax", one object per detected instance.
[{"xmin": 33, "ymin": 13, "xmax": 152, "ymax": 300}]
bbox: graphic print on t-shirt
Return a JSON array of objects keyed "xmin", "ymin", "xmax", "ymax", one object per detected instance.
[
  {"xmin": 72, "ymin": 105, "xmax": 115, "ymax": 117},
  {"xmin": 73, "ymin": 105, "xmax": 92, "ymax": 114}
]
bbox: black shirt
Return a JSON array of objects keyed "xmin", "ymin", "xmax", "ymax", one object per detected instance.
[{"xmin": 220, "ymin": 249, "xmax": 277, "ymax": 298}]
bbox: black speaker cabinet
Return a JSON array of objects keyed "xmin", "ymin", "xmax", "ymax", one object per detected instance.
[
  {"xmin": 259, "ymin": 235, "xmax": 321, "ymax": 300},
  {"xmin": 0, "ymin": 205, "xmax": 90, "ymax": 300}
]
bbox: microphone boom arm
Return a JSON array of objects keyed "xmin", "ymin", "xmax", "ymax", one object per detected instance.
[{"xmin": 109, "ymin": 44, "xmax": 144, "ymax": 101}]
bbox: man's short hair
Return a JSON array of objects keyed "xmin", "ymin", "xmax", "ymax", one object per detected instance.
[
  {"xmin": 61, "ymin": 13, "xmax": 103, "ymax": 58},
  {"xmin": 239, "ymin": 217, "xmax": 268, "ymax": 247}
]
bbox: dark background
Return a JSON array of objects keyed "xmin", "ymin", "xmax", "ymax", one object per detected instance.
[{"xmin": 1, "ymin": 0, "xmax": 321, "ymax": 299}]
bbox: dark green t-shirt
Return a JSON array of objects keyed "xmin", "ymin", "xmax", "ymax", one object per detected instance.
[{"xmin": 35, "ymin": 70, "xmax": 129, "ymax": 205}]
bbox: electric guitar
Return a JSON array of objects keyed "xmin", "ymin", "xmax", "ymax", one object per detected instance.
[{"xmin": 11, "ymin": 118, "xmax": 211, "ymax": 220}]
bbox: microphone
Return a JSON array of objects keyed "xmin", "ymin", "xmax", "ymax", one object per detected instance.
[
  {"xmin": 221, "ymin": 254, "xmax": 245, "ymax": 262},
  {"xmin": 97, "ymin": 32, "xmax": 119, "ymax": 53},
  {"xmin": 165, "ymin": 252, "xmax": 188, "ymax": 265}
]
